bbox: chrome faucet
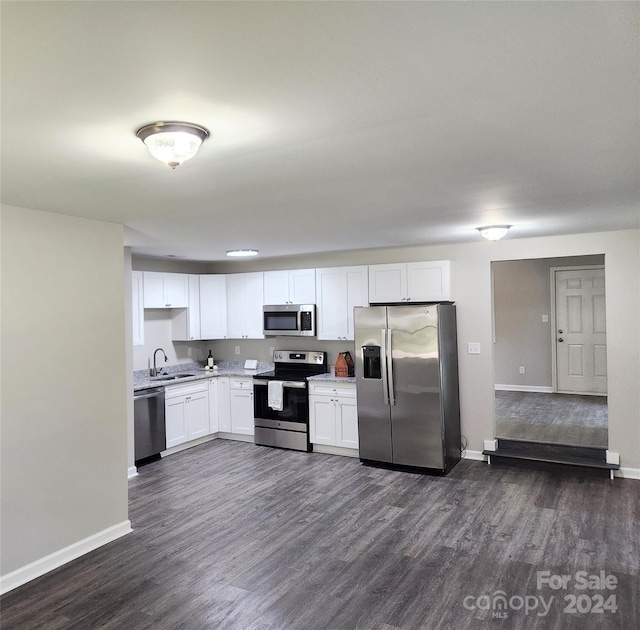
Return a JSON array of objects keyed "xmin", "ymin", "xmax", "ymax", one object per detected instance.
[{"xmin": 151, "ymin": 348, "xmax": 168, "ymax": 377}]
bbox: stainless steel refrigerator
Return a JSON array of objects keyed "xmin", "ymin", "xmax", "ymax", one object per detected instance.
[{"xmin": 354, "ymin": 304, "xmax": 461, "ymax": 473}]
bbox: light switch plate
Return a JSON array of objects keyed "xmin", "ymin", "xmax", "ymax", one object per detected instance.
[{"xmin": 467, "ymin": 342, "xmax": 481, "ymax": 355}]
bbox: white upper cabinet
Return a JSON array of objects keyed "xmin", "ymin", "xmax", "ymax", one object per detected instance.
[
  {"xmin": 172, "ymin": 275, "xmax": 201, "ymax": 341},
  {"xmin": 143, "ymin": 272, "xmax": 189, "ymax": 308},
  {"xmin": 226, "ymin": 272, "xmax": 264, "ymax": 339},
  {"xmin": 263, "ymin": 268, "xmax": 316, "ymax": 304},
  {"xmin": 200, "ymin": 274, "xmax": 228, "ymax": 339},
  {"xmin": 131, "ymin": 271, "xmax": 144, "ymax": 346},
  {"xmin": 316, "ymin": 266, "xmax": 368, "ymax": 340},
  {"xmin": 368, "ymin": 261, "xmax": 451, "ymax": 303}
]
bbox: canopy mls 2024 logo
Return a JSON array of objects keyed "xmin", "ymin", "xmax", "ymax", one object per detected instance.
[{"xmin": 463, "ymin": 570, "xmax": 618, "ymax": 620}]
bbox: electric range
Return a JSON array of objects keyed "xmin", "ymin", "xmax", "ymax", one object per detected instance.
[{"xmin": 253, "ymin": 350, "xmax": 327, "ymax": 451}]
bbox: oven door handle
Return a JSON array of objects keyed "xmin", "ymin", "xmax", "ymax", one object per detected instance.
[{"xmin": 253, "ymin": 379, "xmax": 307, "ymax": 389}]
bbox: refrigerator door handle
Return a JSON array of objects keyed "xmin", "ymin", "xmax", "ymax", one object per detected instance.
[
  {"xmin": 381, "ymin": 329, "xmax": 390, "ymax": 405},
  {"xmin": 386, "ymin": 327, "xmax": 396, "ymax": 406}
]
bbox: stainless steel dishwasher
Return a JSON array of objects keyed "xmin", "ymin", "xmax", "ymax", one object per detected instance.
[{"xmin": 134, "ymin": 387, "xmax": 166, "ymax": 462}]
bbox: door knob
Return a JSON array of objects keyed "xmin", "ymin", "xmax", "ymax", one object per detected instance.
[{"xmin": 558, "ymin": 338, "xmax": 564, "ymax": 342}]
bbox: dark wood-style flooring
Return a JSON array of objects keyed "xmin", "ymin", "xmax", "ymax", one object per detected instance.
[{"xmin": 2, "ymin": 440, "xmax": 638, "ymax": 629}]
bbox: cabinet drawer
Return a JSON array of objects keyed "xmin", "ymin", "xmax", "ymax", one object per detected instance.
[
  {"xmin": 164, "ymin": 381, "xmax": 208, "ymax": 399},
  {"xmin": 308, "ymin": 383, "xmax": 356, "ymax": 398},
  {"xmin": 229, "ymin": 378, "xmax": 253, "ymax": 390}
]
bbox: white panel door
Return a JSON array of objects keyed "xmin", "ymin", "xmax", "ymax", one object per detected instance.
[
  {"xmin": 131, "ymin": 271, "xmax": 145, "ymax": 346},
  {"xmin": 406, "ymin": 261, "xmax": 451, "ymax": 302},
  {"xmin": 289, "ymin": 268, "xmax": 316, "ymax": 304},
  {"xmin": 163, "ymin": 273, "xmax": 189, "ymax": 307},
  {"xmin": 229, "ymin": 378, "xmax": 254, "ymax": 435},
  {"xmin": 263, "ymin": 270, "xmax": 290, "ymax": 304},
  {"xmin": 344, "ymin": 266, "xmax": 369, "ymax": 340},
  {"xmin": 165, "ymin": 397, "xmax": 188, "ymax": 448},
  {"xmin": 368, "ymin": 263, "xmax": 406, "ymax": 303},
  {"xmin": 555, "ymin": 268, "xmax": 607, "ymax": 394},
  {"xmin": 200, "ymin": 275, "xmax": 228, "ymax": 339},
  {"xmin": 316, "ymin": 267, "xmax": 345, "ymax": 340},
  {"xmin": 336, "ymin": 398, "xmax": 359, "ymax": 449},
  {"xmin": 309, "ymin": 396, "xmax": 336, "ymax": 445},
  {"xmin": 208, "ymin": 378, "xmax": 219, "ymax": 434},
  {"xmin": 186, "ymin": 390, "xmax": 210, "ymax": 441},
  {"xmin": 227, "ymin": 272, "xmax": 264, "ymax": 339},
  {"xmin": 217, "ymin": 377, "xmax": 230, "ymax": 432}
]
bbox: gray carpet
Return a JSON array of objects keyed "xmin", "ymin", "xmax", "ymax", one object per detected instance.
[{"xmin": 495, "ymin": 390, "xmax": 608, "ymax": 447}]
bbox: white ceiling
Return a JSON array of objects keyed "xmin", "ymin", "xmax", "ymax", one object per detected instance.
[{"xmin": 2, "ymin": 1, "xmax": 638, "ymax": 262}]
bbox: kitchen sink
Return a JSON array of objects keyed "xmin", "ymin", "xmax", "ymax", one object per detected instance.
[{"xmin": 150, "ymin": 373, "xmax": 196, "ymax": 381}]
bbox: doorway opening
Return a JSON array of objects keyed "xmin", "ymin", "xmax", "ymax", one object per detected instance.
[{"xmin": 492, "ymin": 255, "xmax": 607, "ymax": 448}]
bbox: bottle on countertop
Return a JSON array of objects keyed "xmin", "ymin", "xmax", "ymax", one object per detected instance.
[{"xmin": 207, "ymin": 350, "xmax": 214, "ymax": 369}]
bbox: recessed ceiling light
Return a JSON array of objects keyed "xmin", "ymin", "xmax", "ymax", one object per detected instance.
[
  {"xmin": 136, "ymin": 121, "xmax": 209, "ymax": 169},
  {"xmin": 226, "ymin": 249, "xmax": 259, "ymax": 257},
  {"xmin": 477, "ymin": 225, "xmax": 512, "ymax": 241}
]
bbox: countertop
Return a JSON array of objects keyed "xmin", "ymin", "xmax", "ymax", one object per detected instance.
[
  {"xmin": 134, "ymin": 361, "xmax": 271, "ymax": 391},
  {"xmin": 307, "ymin": 369, "xmax": 356, "ymax": 385},
  {"xmin": 134, "ymin": 362, "xmax": 356, "ymax": 391}
]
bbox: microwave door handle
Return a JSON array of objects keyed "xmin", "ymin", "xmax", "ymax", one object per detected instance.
[
  {"xmin": 386, "ymin": 328, "xmax": 395, "ymax": 406},
  {"xmin": 381, "ymin": 329, "xmax": 390, "ymax": 406}
]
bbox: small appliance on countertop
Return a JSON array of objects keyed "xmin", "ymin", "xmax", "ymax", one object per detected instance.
[{"xmin": 253, "ymin": 350, "xmax": 327, "ymax": 452}]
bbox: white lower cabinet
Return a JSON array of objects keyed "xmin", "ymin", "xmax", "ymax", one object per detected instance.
[
  {"xmin": 209, "ymin": 376, "xmax": 230, "ymax": 433},
  {"xmin": 165, "ymin": 382, "xmax": 210, "ymax": 449},
  {"xmin": 229, "ymin": 377, "xmax": 254, "ymax": 436},
  {"xmin": 309, "ymin": 382, "xmax": 358, "ymax": 449}
]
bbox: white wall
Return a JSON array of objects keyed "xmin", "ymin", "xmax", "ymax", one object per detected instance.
[
  {"xmin": 0, "ymin": 204, "xmax": 130, "ymax": 588},
  {"xmin": 493, "ymin": 255, "xmax": 604, "ymax": 388}
]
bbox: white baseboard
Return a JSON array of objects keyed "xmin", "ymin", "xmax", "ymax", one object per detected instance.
[
  {"xmin": 495, "ymin": 384, "xmax": 554, "ymax": 393},
  {"xmin": 161, "ymin": 434, "xmax": 218, "ymax": 457},
  {"xmin": 463, "ymin": 450, "xmax": 487, "ymax": 461},
  {"xmin": 127, "ymin": 466, "xmax": 138, "ymax": 479},
  {"xmin": 615, "ymin": 467, "xmax": 640, "ymax": 480},
  {"xmin": 216, "ymin": 432, "xmax": 254, "ymax": 443},
  {"xmin": 313, "ymin": 444, "xmax": 359, "ymax": 458},
  {"xmin": 0, "ymin": 520, "xmax": 132, "ymax": 595}
]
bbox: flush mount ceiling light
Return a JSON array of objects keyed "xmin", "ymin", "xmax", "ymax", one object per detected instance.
[
  {"xmin": 477, "ymin": 225, "xmax": 512, "ymax": 241},
  {"xmin": 226, "ymin": 249, "xmax": 259, "ymax": 257},
  {"xmin": 135, "ymin": 121, "xmax": 209, "ymax": 169}
]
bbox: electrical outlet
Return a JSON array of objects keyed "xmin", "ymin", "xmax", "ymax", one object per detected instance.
[
  {"xmin": 542, "ymin": 314, "xmax": 549, "ymax": 323},
  {"xmin": 187, "ymin": 347, "xmax": 192, "ymax": 358},
  {"xmin": 467, "ymin": 342, "xmax": 481, "ymax": 355},
  {"xmin": 235, "ymin": 345, "xmax": 240, "ymax": 355},
  {"xmin": 519, "ymin": 366, "xmax": 526, "ymax": 374},
  {"xmin": 269, "ymin": 347, "xmax": 275, "ymax": 358}
]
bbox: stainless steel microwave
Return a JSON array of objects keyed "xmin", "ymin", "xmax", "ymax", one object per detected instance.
[{"xmin": 263, "ymin": 304, "xmax": 316, "ymax": 337}]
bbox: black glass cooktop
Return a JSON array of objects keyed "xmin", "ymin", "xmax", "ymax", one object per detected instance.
[{"xmin": 254, "ymin": 368, "xmax": 326, "ymax": 381}]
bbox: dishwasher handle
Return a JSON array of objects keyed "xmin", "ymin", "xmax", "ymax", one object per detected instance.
[{"xmin": 134, "ymin": 388, "xmax": 165, "ymax": 400}]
